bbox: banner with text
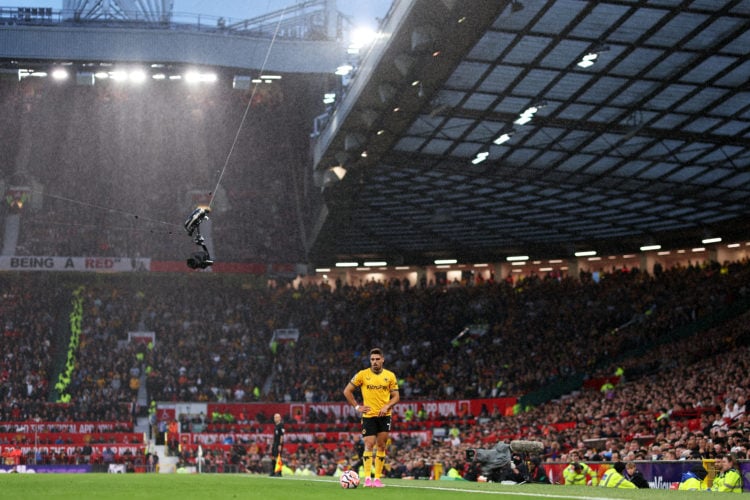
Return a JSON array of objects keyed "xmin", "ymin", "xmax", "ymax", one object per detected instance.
[
  {"xmin": 0, "ymin": 256, "xmax": 150, "ymax": 272},
  {"xmin": 544, "ymin": 461, "xmax": 750, "ymax": 491},
  {"xmin": 199, "ymin": 398, "xmax": 516, "ymax": 423}
]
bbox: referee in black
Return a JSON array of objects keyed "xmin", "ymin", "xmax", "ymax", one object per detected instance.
[{"xmin": 269, "ymin": 413, "xmax": 284, "ymax": 476}]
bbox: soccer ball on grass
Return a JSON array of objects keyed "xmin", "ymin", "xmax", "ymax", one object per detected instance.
[{"xmin": 339, "ymin": 470, "xmax": 360, "ymax": 489}]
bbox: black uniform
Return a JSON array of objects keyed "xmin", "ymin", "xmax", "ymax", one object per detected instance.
[{"xmin": 269, "ymin": 419, "xmax": 284, "ymax": 476}]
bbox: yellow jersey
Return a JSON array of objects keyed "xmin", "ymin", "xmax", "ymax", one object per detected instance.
[{"xmin": 350, "ymin": 368, "xmax": 399, "ymax": 417}]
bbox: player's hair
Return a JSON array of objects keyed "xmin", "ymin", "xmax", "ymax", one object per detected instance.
[{"xmin": 370, "ymin": 348, "xmax": 383, "ymax": 357}]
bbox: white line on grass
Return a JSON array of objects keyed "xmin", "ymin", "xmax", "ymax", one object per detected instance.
[{"xmin": 271, "ymin": 476, "xmax": 613, "ymax": 500}]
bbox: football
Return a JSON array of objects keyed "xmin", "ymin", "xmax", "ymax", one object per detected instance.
[{"xmin": 339, "ymin": 470, "xmax": 360, "ymax": 489}]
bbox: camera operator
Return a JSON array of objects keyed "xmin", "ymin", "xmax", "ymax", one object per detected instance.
[{"xmin": 464, "ymin": 442, "xmax": 514, "ymax": 482}]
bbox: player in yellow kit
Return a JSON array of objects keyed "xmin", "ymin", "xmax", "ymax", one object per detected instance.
[{"xmin": 343, "ymin": 348, "xmax": 399, "ymax": 488}]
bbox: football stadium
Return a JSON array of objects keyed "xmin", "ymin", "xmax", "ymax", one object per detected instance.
[{"xmin": 0, "ymin": 0, "xmax": 749, "ymax": 498}]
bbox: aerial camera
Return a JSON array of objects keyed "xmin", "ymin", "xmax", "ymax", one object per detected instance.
[{"xmin": 184, "ymin": 207, "xmax": 213, "ymax": 269}]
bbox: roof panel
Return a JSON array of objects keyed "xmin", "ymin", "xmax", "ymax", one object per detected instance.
[
  {"xmin": 647, "ymin": 84, "xmax": 697, "ymax": 110},
  {"xmin": 615, "ymin": 160, "xmax": 651, "ymax": 177},
  {"xmin": 646, "ymin": 51, "xmax": 695, "ymax": 79},
  {"xmin": 580, "ymin": 134, "xmax": 619, "ymax": 154},
  {"xmin": 467, "ymin": 30, "xmax": 516, "ymax": 62},
  {"xmin": 569, "ymin": 3, "xmax": 630, "ymax": 39},
  {"xmin": 716, "ymin": 60, "xmax": 750, "ymax": 87},
  {"xmin": 666, "ymin": 166, "xmax": 707, "ymax": 182},
  {"xmin": 532, "ymin": 0, "xmax": 587, "ymax": 34},
  {"xmin": 310, "ymin": 0, "xmax": 750, "ymax": 264},
  {"xmin": 540, "ymin": 39, "xmax": 591, "ymax": 69},
  {"xmin": 722, "ymin": 28, "xmax": 750, "ymax": 56},
  {"xmin": 593, "ymin": 106, "xmax": 633, "ymax": 124},
  {"xmin": 406, "ymin": 115, "xmax": 443, "ymax": 136},
  {"xmin": 580, "ymin": 76, "xmax": 629, "ymax": 103},
  {"xmin": 545, "ymin": 72, "xmax": 594, "ymax": 100},
  {"xmin": 463, "ymin": 92, "xmax": 498, "ymax": 111},
  {"xmin": 611, "ymin": 47, "xmax": 665, "ymax": 76},
  {"xmin": 503, "ymin": 36, "xmax": 554, "ymax": 64},
  {"xmin": 513, "ymin": 68, "xmax": 560, "ymax": 96},
  {"xmin": 692, "ymin": 168, "xmax": 733, "ymax": 185},
  {"xmin": 478, "ymin": 64, "xmax": 524, "ymax": 94},
  {"xmin": 437, "ymin": 117, "xmax": 476, "ymax": 139},
  {"xmin": 557, "ymin": 153, "xmax": 596, "ymax": 172},
  {"xmin": 650, "ymin": 113, "xmax": 690, "ymax": 129},
  {"xmin": 646, "ymin": 12, "xmax": 709, "ymax": 47},
  {"xmin": 676, "ymin": 87, "xmax": 729, "ymax": 113},
  {"xmin": 394, "ymin": 136, "xmax": 426, "ymax": 152},
  {"xmin": 445, "ymin": 61, "xmax": 491, "ymax": 90},
  {"xmin": 712, "ymin": 121, "xmax": 750, "ymax": 136},
  {"xmin": 681, "ymin": 56, "xmax": 738, "ymax": 84},
  {"xmin": 608, "ymin": 8, "xmax": 670, "ymax": 43},
  {"xmin": 452, "ymin": 142, "xmax": 483, "ymax": 158},
  {"xmin": 712, "ymin": 93, "xmax": 750, "ymax": 116},
  {"xmin": 683, "ymin": 16, "xmax": 746, "ymax": 51},
  {"xmin": 421, "ymin": 138, "xmax": 454, "ymax": 155},
  {"xmin": 494, "ymin": 95, "xmax": 534, "ymax": 114},
  {"xmin": 434, "ymin": 89, "xmax": 467, "ymax": 107},
  {"xmin": 610, "ymin": 80, "xmax": 658, "ymax": 107},
  {"xmin": 583, "ymin": 156, "xmax": 619, "ymax": 174}
]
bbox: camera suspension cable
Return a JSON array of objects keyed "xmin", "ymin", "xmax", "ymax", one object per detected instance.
[{"xmin": 206, "ymin": 4, "xmax": 289, "ymax": 212}]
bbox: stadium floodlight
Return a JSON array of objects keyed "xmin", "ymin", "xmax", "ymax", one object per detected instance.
[
  {"xmin": 335, "ymin": 65, "xmax": 353, "ymax": 76},
  {"xmin": 514, "ymin": 106, "xmax": 538, "ymax": 125},
  {"xmin": 434, "ymin": 259, "xmax": 457, "ymax": 265},
  {"xmin": 314, "ymin": 268, "xmax": 331, "ymax": 273},
  {"xmin": 506, "ymin": 255, "xmax": 529, "ymax": 262},
  {"xmin": 185, "ymin": 71, "xmax": 216, "ymax": 84},
  {"xmin": 51, "ymin": 68, "xmax": 69, "ymax": 81},
  {"xmin": 639, "ymin": 244, "xmax": 661, "ymax": 251},
  {"xmin": 335, "ymin": 262, "xmax": 358, "ymax": 268},
  {"xmin": 363, "ymin": 261, "xmax": 387, "ymax": 267},
  {"xmin": 493, "ymin": 132, "xmax": 513, "ymax": 145},
  {"xmin": 110, "ymin": 71, "xmax": 128, "ymax": 81},
  {"xmin": 577, "ymin": 52, "xmax": 598, "ymax": 68},
  {"xmin": 128, "ymin": 70, "xmax": 147, "ymax": 84},
  {"xmin": 471, "ymin": 151, "xmax": 489, "ymax": 165},
  {"xmin": 701, "ymin": 237, "xmax": 721, "ymax": 244},
  {"xmin": 574, "ymin": 250, "xmax": 596, "ymax": 257},
  {"xmin": 349, "ymin": 27, "xmax": 378, "ymax": 52}
]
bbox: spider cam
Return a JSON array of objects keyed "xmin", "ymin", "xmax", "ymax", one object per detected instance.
[{"xmin": 184, "ymin": 207, "xmax": 213, "ymax": 269}]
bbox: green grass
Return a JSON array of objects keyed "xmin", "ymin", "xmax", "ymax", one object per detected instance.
[{"xmin": 0, "ymin": 474, "xmax": 686, "ymax": 500}]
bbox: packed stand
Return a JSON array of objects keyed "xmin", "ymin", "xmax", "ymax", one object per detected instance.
[{"xmin": 0, "ymin": 73, "xmax": 322, "ymax": 263}]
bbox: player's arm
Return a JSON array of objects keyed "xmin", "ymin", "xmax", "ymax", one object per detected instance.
[
  {"xmin": 379, "ymin": 389, "xmax": 400, "ymax": 416},
  {"xmin": 344, "ymin": 381, "xmax": 368, "ymax": 413}
]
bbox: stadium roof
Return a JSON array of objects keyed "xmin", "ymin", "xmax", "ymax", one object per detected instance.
[{"xmin": 308, "ymin": 0, "xmax": 750, "ymax": 267}]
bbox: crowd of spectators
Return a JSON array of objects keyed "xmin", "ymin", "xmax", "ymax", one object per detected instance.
[
  {"xmin": 0, "ymin": 71, "xmax": 324, "ymax": 263},
  {"xmin": 0, "ymin": 258, "xmax": 748, "ymax": 476}
]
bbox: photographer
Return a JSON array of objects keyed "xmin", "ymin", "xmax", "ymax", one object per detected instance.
[
  {"xmin": 464, "ymin": 441, "xmax": 542, "ymax": 483},
  {"xmin": 527, "ymin": 456, "xmax": 550, "ymax": 484},
  {"xmin": 464, "ymin": 442, "xmax": 514, "ymax": 482}
]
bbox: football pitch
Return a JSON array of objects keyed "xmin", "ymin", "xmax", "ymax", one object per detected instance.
[{"xmin": 0, "ymin": 474, "xmax": 685, "ymax": 500}]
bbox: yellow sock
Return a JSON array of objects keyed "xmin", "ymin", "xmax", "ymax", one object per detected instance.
[
  {"xmin": 374, "ymin": 450, "xmax": 386, "ymax": 479},
  {"xmin": 363, "ymin": 452, "xmax": 373, "ymax": 478}
]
